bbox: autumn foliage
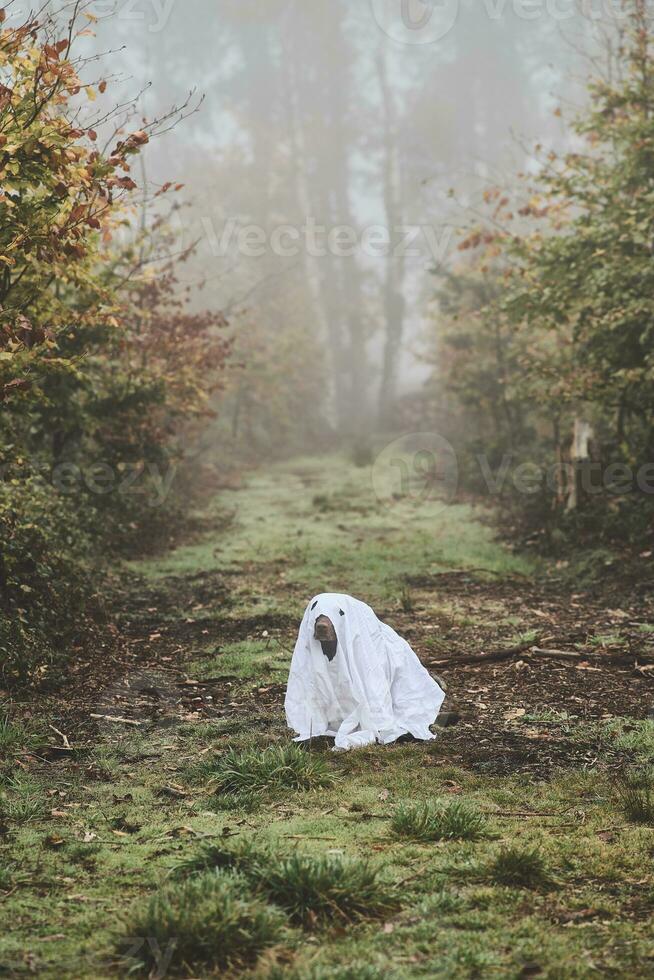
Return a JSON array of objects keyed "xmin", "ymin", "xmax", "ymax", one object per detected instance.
[{"xmin": 0, "ymin": 5, "xmax": 229, "ymax": 686}]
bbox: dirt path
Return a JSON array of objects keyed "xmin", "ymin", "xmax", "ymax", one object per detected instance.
[
  {"xmin": 3, "ymin": 454, "xmax": 654, "ymax": 979},
  {"xmin": 41, "ymin": 459, "xmax": 654, "ymax": 777}
]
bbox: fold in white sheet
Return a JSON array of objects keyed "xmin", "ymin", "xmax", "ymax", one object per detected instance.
[{"xmin": 285, "ymin": 593, "xmax": 445, "ymax": 750}]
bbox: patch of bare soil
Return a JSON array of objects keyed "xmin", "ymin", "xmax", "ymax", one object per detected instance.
[
  {"xmin": 26, "ymin": 557, "xmax": 654, "ymax": 780},
  {"xmin": 389, "ymin": 570, "xmax": 654, "ymax": 776}
]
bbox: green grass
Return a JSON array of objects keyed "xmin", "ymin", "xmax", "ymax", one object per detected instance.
[
  {"xmin": 119, "ymin": 870, "xmax": 285, "ymax": 975},
  {"xmin": 614, "ymin": 769, "xmax": 654, "ymax": 824},
  {"xmin": 174, "ymin": 838, "xmax": 271, "ymax": 879},
  {"xmin": 135, "ymin": 453, "xmax": 536, "ymax": 602},
  {"xmin": 177, "ymin": 841, "xmax": 399, "ymax": 929},
  {"xmin": 391, "ymin": 800, "xmax": 490, "ymax": 842},
  {"xmin": 487, "ymin": 847, "xmax": 551, "ymax": 889},
  {"xmin": 251, "ymin": 853, "xmax": 400, "ymax": 928},
  {"xmin": 0, "ymin": 711, "xmax": 39, "ymax": 758},
  {"xmin": 197, "ymin": 743, "xmax": 336, "ymax": 796}
]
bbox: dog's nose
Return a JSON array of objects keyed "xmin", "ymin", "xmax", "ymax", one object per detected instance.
[{"xmin": 314, "ymin": 615, "xmax": 336, "ymax": 641}]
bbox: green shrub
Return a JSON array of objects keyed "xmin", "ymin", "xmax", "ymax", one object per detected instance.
[
  {"xmin": 391, "ymin": 800, "xmax": 489, "ymax": 842},
  {"xmin": 488, "ymin": 847, "xmax": 550, "ymax": 889},
  {"xmin": 176, "ymin": 842, "xmax": 399, "ymax": 930},
  {"xmin": 174, "ymin": 838, "xmax": 270, "ymax": 880},
  {"xmin": 120, "ymin": 870, "xmax": 284, "ymax": 975},
  {"xmin": 253, "ymin": 853, "xmax": 399, "ymax": 928},
  {"xmin": 201, "ymin": 744, "xmax": 335, "ymax": 796},
  {"xmin": 0, "ymin": 478, "xmax": 97, "ymax": 688},
  {"xmin": 615, "ymin": 769, "xmax": 654, "ymax": 825}
]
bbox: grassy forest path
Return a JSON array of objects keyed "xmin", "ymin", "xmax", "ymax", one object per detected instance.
[{"xmin": 2, "ymin": 454, "xmax": 654, "ymax": 978}]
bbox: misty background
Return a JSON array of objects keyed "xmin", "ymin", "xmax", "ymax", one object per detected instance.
[{"xmin": 90, "ymin": 0, "xmax": 602, "ymax": 438}]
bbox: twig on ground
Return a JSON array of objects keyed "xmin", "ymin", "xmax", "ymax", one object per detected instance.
[
  {"xmin": 282, "ymin": 835, "xmax": 338, "ymax": 841},
  {"xmin": 427, "ymin": 639, "xmax": 538, "ymax": 668},
  {"xmin": 530, "ymin": 647, "xmax": 581, "ymax": 660},
  {"xmin": 48, "ymin": 725, "xmax": 72, "ymax": 749},
  {"xmin": 90, "ymin": 714, "xmax": 142, "ymax": 726}
]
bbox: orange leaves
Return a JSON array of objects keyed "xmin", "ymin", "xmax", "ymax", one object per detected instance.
[
  {"xmin": 156, "ymin": 181, "xmax": 185, "ymax": 198},
  {"xmin": 113, "ymin": 131, "xmax": 150, "ymax": 157},
  {"xmin": 43, "ymin": 39, "xmax": 69, "ymax": 62},
  {"xmin": 108, "ymin": 176, "xmax": 138, "ymax": 192},
  {"xmin": 69, "ymin": 204, "xmax": 87, "ymax": 224},
  {"xmin": 457, "ymin": 230, "xmax": 497, "ymax": 252},
  {"xmin": 0, "ymin": 7, "xmax": 156, "ymax": 410},
  {"xmin": 518, "ymin": 204, "xmax": 550, "ymax": 220}
]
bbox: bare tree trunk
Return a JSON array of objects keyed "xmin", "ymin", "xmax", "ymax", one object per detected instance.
[
  {"xmin": 566, "ymin": 417, "xmax": 594, "ymax": 511},
  {"xmin": 377, "ymin": 50, "xmax": 407, "ymax": 427}
]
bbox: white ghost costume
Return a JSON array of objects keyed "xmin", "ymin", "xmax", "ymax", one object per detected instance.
[{"xmin": 285, "ymin": 593, "xmax": 445, "ymax": 750}]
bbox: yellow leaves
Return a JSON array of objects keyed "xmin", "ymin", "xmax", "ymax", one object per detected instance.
[{"xmin": 85, "ymin": 86, "xmax": 96, "ymax": 102}]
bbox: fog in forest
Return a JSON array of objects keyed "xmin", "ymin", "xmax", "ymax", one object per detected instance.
[{"xmin": 83, "ymin": 0, "xmax": 605, "ymax": 438}]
